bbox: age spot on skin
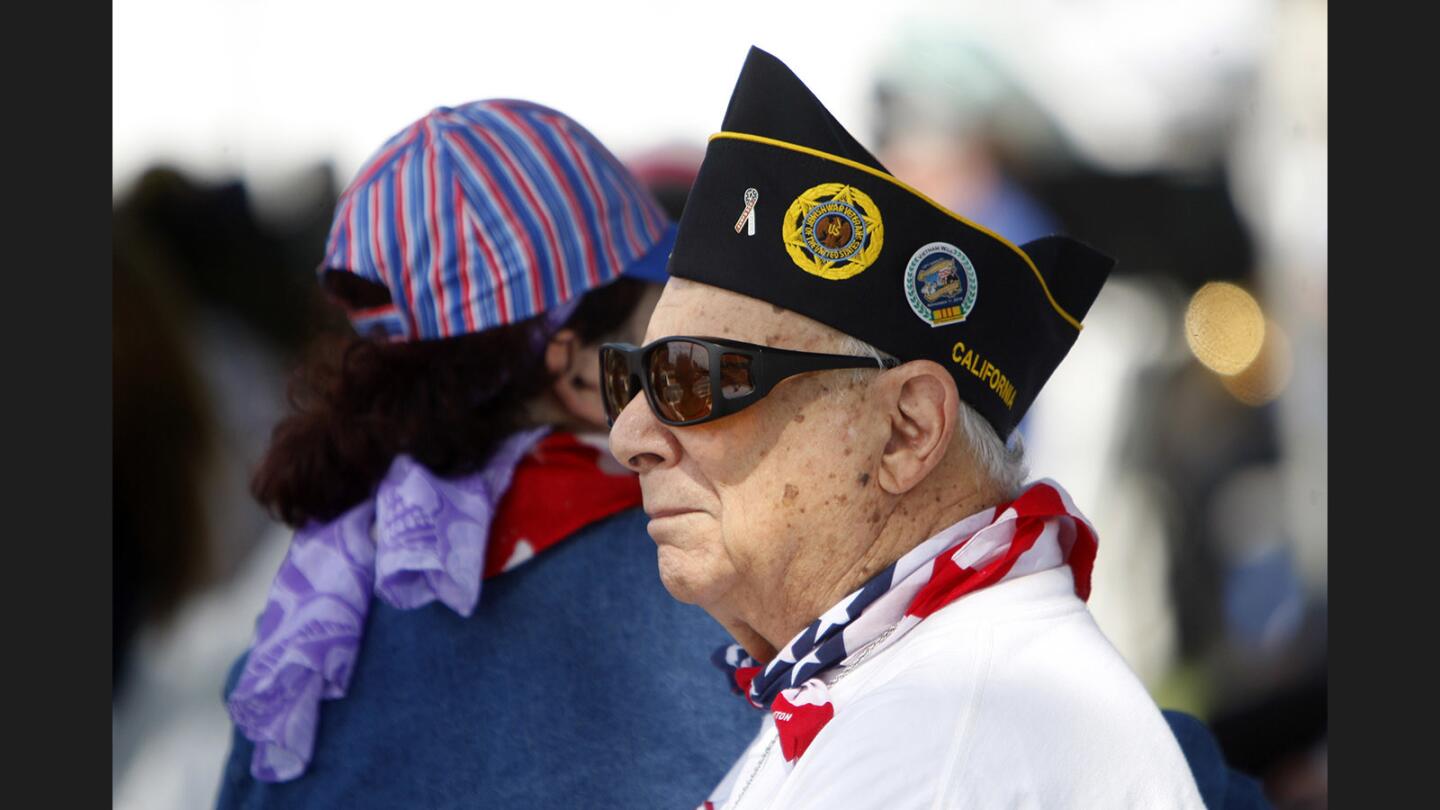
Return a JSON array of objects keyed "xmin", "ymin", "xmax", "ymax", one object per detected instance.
[
  {"xmin": 783, "ymin": 483, "xmax": 800, "ymax": 503},
  {"xmin": 868, "ymin": 510, "xmax": 881, "ymax": 524},
  {"xmin": 843, "ymin": 448, "xmax": 852, "ymax": 456},
  {"xmin": 857, "ymin": 472, "xmax": 870, "ymax": 486},
  {"xmin": 793, "ymin": 413, "xmax": 806, "ymax": 423}
]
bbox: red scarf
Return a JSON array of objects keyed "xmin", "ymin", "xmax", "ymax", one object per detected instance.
[{"xmin": 483, "ymin": 432, "xmax": 642, "ymax": 578}]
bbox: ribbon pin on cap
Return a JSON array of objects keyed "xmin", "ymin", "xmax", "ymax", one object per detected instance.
[{"xmin": 734, "ymin": 187, "xmax": 758, "ymax": 235}]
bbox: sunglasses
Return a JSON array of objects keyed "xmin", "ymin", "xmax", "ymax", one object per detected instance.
[{"xmin": 600, "ymin": 336, "xmax": 899, "ymax": 427}]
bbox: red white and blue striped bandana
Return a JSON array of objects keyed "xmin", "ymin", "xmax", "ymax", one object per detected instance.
[
  {"xmin": 709, "ymin": 479, "xmax": 1097, "ymax": 776},
  {"xmin": 321, "ymin": 99, "xmax": 673, "ymax": 341}
]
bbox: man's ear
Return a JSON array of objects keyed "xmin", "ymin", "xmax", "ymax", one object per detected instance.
[{"xmin": 872, "ymin": 360, "xmax": 959, "ymax": 495}]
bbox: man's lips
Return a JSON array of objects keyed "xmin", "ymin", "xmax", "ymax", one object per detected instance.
[{"xmin": 646, "ymin": 508, "xmax": 703, "ymax": 520}]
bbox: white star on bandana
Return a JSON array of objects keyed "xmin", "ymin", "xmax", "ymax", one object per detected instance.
[
  {"xmin": 813, "ymin": 589, "xmax": 862, "ymax": 642},
  {"xmin": 790, "ymin": 649, "xmax": 825, "ymax": 686}
]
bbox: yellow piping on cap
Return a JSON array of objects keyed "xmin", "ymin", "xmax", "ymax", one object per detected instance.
[{"xmin": 710, "ymin": 130, "xmax": 1083, "ymax": 331}]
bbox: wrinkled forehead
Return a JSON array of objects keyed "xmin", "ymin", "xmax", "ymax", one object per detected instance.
[{"xmin": 645, "ymin": 277, "xmax": 850, "ymax": 353}]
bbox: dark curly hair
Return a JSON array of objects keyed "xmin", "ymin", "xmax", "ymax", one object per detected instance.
[{"xmin": 252, "ymin": 273, "xmax": 647, "ymax": 528}]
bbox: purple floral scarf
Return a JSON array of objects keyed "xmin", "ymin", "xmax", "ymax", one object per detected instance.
[{"xmin": 226, "ymin": 427, "xmax": 548, "ymax": 781}]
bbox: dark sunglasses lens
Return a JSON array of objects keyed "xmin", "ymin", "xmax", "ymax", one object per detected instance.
[
  {"xmin": 601, "ymin": 348, "xmax": 636, "ymax": 422},
  {"xmin": 648, "ymin": 340, "xmax": 713, "ymax": 422},
  {"xmin": 719, "ymin": 353, "xmax": 755, "ymax": 399}
]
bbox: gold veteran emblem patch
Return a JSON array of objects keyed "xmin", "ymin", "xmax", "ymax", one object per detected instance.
[{"xmin": 782, "ymin": 183, "xmax": 883, "ymax": 280}]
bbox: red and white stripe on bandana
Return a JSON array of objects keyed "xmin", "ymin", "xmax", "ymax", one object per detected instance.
[{"xmin": 703, "ymin": 479, "xmax": 1097, "ymax": 807}]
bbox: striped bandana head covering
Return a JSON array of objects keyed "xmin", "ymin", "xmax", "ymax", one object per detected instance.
[{"xmin": 321, "ymin": 99, "xmax": 676, "ymax": 341}]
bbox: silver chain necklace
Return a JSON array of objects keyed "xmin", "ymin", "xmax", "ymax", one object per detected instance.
[{"xmin": 726, "ymin": 624, "xmax": 900, "ymax": 808}]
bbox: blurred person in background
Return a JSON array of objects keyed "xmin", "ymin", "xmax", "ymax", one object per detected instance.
[
  {"xmin": 1211, "ymin": 2, "xmax": 1328, "ymax": 805},
  {"xmin": 868, "ymin": 34, "xmax": 1060, "ymax": 246},
  {"xmin": 113, "ymin": 170, "xmax": 337, "ymax": 810},
  {"xmin": 214, "ymin": 99, "xmax": 756, "ymax": 809},
  {"xmin": 113, "ymin": 167, "xmax": 338, "ymax": 695},
  {"xmin": 113, "ymin": 244, "xmax": 216, "ymax": 693}
]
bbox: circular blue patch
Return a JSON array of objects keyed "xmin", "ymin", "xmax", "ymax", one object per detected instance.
[{"xmin": 904, "ymin": 242, "xmax": 978, "ymax": 327}]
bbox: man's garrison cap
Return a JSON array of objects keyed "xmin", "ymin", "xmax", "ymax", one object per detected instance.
[{"xmin": 666, "ymin": 47, "xmax": 1115, "ymax": 439}]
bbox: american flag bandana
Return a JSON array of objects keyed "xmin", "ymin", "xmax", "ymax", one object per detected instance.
[{"xmin": 708, "ymin": 479, "xmax": 1097, "ymax": 786}]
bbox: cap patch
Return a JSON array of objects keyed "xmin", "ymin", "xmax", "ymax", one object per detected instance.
[
  {"xmin": 904, "ymin": 242, "xmax": 977, "ymax": 327},
  {"xmin": 782, "ymin": 183, "xmax": 883, "ymax": 280}
]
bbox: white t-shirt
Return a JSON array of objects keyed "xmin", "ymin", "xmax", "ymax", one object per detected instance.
[{"xmin": 711, "ymin": 566, "xmax": 1205, "ymax": 809}]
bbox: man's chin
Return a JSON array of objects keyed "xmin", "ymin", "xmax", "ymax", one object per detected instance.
[{"xmin": 654, "ymin": 545, "xmax": 718, "ymax": 606}]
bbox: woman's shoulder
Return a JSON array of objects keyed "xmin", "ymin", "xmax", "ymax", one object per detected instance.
[{"xmin": 217, "ymin": 507, "xmax": 756, "ymax": 809}]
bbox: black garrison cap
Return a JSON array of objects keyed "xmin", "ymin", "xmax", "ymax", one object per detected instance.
[{"xmin": 666, "ymin": 47, "xmax": 1115, "ymax": 440}]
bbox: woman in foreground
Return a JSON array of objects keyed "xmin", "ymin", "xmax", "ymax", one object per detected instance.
[{"xmin": 215, "ymin": 99, "xmax": 755, "ymax": 809}]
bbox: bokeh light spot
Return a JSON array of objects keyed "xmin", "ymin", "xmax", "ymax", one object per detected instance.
[{"xmin": 1185, "ymin": 281, "xmax": 1266, "ymax": 375}]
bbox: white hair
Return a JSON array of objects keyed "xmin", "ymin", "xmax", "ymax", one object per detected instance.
[{"xmin": 837, "ymin": 335, "xmax": 1028, "ymax": 498}]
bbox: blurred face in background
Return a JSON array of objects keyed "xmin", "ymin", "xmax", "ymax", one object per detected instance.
[{"xmin": 547, "ymin": 281, "xmax": 664, "ymax": 431}]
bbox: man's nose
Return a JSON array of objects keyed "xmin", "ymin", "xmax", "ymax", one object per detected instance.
[{"xmin": 608, "ymin": 392, "xmax": 675, "ymax": 474}]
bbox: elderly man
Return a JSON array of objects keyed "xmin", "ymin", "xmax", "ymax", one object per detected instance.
[{"xmin": 602, "ymin": 48, "xmax": 1212, "ymax": 808}]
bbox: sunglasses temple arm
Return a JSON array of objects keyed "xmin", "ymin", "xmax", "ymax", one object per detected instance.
[{"xmin": 758, "ymin": 352, "xmax": 895, "ymax": 384}]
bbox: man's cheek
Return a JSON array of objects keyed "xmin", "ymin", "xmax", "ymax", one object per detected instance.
[{"xmin": 722, "ymin": 516, "xmax": 776, "ymax": 581}]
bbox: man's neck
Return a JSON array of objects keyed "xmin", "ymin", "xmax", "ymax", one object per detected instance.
[{"xmin": 750, "ymin": 471, "xmax": 1005, "ymax": 654}]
